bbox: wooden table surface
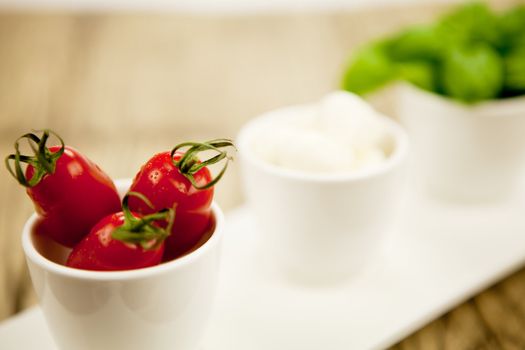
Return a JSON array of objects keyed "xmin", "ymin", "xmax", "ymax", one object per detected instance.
[{"xmin": 1, "ymin": 2, "xmax": 524, "ymax": 349}]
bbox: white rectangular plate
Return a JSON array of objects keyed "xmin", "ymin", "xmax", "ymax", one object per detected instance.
[{"xmin": 2, "ymin": 188, "xmax": 525, "ymax": 350}]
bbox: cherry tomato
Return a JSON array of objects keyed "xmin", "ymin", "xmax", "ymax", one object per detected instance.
[
  {"xmin": 128, "ymin": 139, "xmax": 234, "ymax": 260},
  {"xmin": 67, "ymin": 192, "xmax": 174, "ymax": 271},
  {"xmin": 6, "ymin": 130, "xmax": 121, "ymax": 247},
  {"xmin": 128, "ymin": 152, "xmax": 213, "ymax": 260}
]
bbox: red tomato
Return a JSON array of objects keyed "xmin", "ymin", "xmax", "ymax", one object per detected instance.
[
  {"xmin": 6, "ymin": 131, "xmax": 121, "ymax": 247},
  {"xmin": 128, "ymin": 152, "xmax": 213, "ymax": 260},
  {"xmin": 128, "ymin": 139, "xmax": 234, "ymax": 261},
  {"xmin": 66, "ymin": 212, "xmax": 163, "ymax": 271},
  {"xmin": 67, "ymin": 193, "xmax": 174, "ymax": 271}
]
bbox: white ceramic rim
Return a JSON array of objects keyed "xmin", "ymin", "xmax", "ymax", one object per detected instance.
[
  {"xmin": 21, "ymin": 187, "xmax": 224, "ymax": 281},
  {"xmin": 237, "ymin": 104, "xmax": 409, "ymax": 183},
  {"xmin": 398, "ymin": 82, "xmax": 525, "ymax": 116}
]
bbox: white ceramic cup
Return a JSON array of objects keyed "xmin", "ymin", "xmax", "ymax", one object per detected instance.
[
  {"xmin": 22, "ymin": 179, "xmax": 224, "ymax": 350},
  {"xmin": 237, "ymin": 106, "xmax": 409, "ymax": 284},
  {"xmin": 397, "ymin": 83, "xmax": 525, "ymax": 201}
]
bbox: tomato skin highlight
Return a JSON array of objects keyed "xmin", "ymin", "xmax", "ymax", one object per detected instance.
[
  {"xmin": 128, "ymin": 152, "xmax": 214, "ymax": 260},
  {"xmin": 26, "ymin": 146, "xmax": 121, "ymax": 248},
  {"xmin": 66, "ymin": 212, "xmax": 165, "ymax": 271}
]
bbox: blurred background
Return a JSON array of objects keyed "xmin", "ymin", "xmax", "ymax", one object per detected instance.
[{"xmin": 0, "ymin": 0, "xmax": 524, "ymax": 348}]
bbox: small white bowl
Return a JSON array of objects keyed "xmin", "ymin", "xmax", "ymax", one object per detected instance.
[
  {"xmin": 398, "ymin": 83, "xmax": 525, "ymax": 202},
  {"xmin": 237, "ymin": 105, "xmax": 409, "ymax": 284},
  {"xmin": 22, "ymin": 179, "xmax": 224, "ymax": 350}
]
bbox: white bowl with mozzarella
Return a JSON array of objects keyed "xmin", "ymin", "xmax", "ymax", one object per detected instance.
[{"xmin": 237, "ymin": 91, "xmax": 409, "ymax": 284}]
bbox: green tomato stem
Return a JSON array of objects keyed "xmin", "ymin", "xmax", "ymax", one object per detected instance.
[
  {"xmin": 5, "ymin": 129, "xmax": 65, "ymax": 188},
  {"xmin": 170, "ymin": 138, "xmax": 236, "ymax": 190},
  {"xmin": 112, "ymin": 192, "xmax": 175, "ymax": 250}
]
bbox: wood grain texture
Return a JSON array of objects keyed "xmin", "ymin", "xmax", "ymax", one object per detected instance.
[{"xmin": 0, "ymin": 2, "xmax": 523, "ymax": 348}]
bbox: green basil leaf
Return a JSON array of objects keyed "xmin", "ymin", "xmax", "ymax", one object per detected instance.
[{"xmin": 441, "ymin": 44, "xmax": 503, "ymax": 102}]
